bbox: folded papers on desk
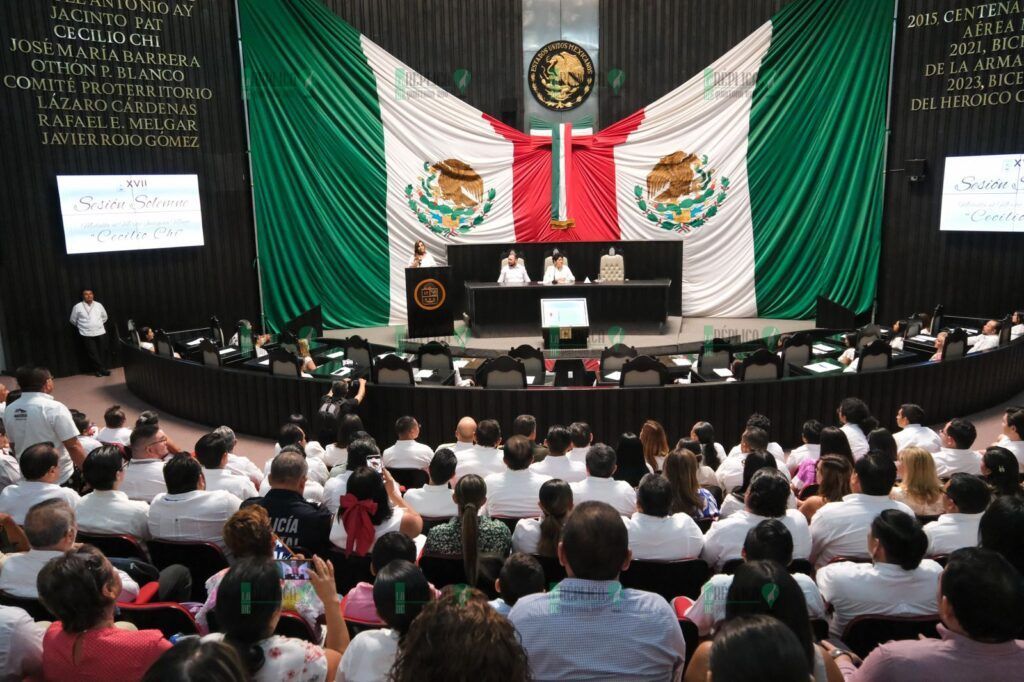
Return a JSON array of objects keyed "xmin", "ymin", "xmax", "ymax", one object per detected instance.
[
  {"xmin": 325, "ymin": 350, "xmax": 346, "ymax": 359},
  {"xmin": 713, "ymin": 368, "xmax": 733, "ymax": 378},
  {"xmin": 804, "ymin": 361, "xmax": 837, "ymax": 373}
]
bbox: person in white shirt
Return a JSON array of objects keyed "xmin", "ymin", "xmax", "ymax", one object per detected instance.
[
  {"xmin": 454, "ymin": 419, "xmax": 506, "ymax": 482},
  {"xmin": 95, "ymin": 405, "xmax": 132, "ymax": 446},
  {"xmin": 3, "ymin": 366, "xmax": 85, "ymax": 486},
  {"xmin": 0, "ymin": 499, "xmax": 138, "ymax": 602},
  {"xmin": 266, "ymin": 424, "xmax": 329, "ymax": 485},
  {"xmin": 966, "ymin": 318, "xmax": 1001, "ymax": 354},
  {"xmin": 530, "ymin": 424, "xmax": 586, "ymax": 482},
  {"xmin": 148, "ymin": 454, "xmax": 242, "ymax": 553},
  {"xmin": 925, "ymin": 474, "xmax": 990, "ymax": 557},
  {"xmin": 212, "ymin": 425, "xmax": 264, "ymax": 488},
  {"xmin": 121, "ymin": 423, "xmax": 169, "ymax": 502},
  {"xmin": 718, "ymin": 452, "xmax": 797, "ymax": 519},
  {"xmin": 0, "ymin": 443, "xmax": 80, "ymax": 525},
  {"xmin": 809, "ymin": 452, "xmax": 914, "ymax": 568},
  {"xmin": 817, "ymin": 509, "xmax": 942, "ymax": 637},
  {"xmin": 339, "ymin": 560, "xmax": 432, "ymax": 682},
  {"xmin": 383, "ymin": 416, "xmax": 435, "ymax": 470},
  {"xmin": 403, "ymin": 448, "xmax": 458, "ymax": 519},
  {"xmin": 569, "ymin": 443, "xmax": 637, "ymax": 516},
  {"xmin": 71, "ymin": 410, "xmax": 103, "ymax": 455},
  {"xmin": 408, "ymin": 239, "xmax": 438, "ymax": 268},
  {"xmin": 76, "ymin": 445, "xmax": 150, "ymax": 540},
  {"xmin": 0, "ymin": 442, "xmax": 21, "ymax": 493},
  {"xmin": 329, "ymin": 468, "xmax": 423, "ymax": 553},
  {"xmin": 786, "ymin": 420, "xmax": 822, "ymax": 475},
  {"xmin": 837, "ymin": 397, "xmax": 877, "ymax": 460},
  {"xmin": 323, "ymin": 412, "xmax": 366, "ymax": 470},
  {"xmin": 686, "ymin": 519, "xmax": 826, "ymax": 636},
  {"xmin": 625, "ymin": 474, "xmax": 704, "ymax": 560},
  {"xmin": 69, "ymin": 288, "xmax": 110, "ymax": 376},
  {"xmin": 893, "ymin": 404, "xmax": 942, "ymax": 453},
  {"xmin": 195, "ymin": 432, "xmax": 258, "ymax": 502},
  {"xmin": 512, "ymin": 479, "xmax": 572, "ymax": 555},
  {"xmin": 702, "ymin": 469, "xmax": 811, "ymax": 571},
  {"xmin": 995, "ymin": 407, "xmax": 1024, "ymax": 468},
  {"xmin": 0, "ymin": 605, "xmax": 44, "ymax": 680},
  {"xmin": 1010, "ymin": 310, "xmax": 1024, "ymax": 340},
  {"xmin": 717, "ymin": 427, "xmax": 792, "ymax": 494},
  {"xmin": 496, "ymin": 249, "xmax": 529, "ymax": 283},
  {"xmin": 435, "ymin": 416, "xmax": 477, "ymax": 454},
  {"xmin": 932, "ymin": 417, "xmax": 982, "ymax": 477},
  {"xmin": 542, "ymin": 253, "xmax": 574, "ymax": 284},
  {"xmin": 566, "ymin": 421, "xmax": 593, "ymax": 465},
  {"xmin": 723, "ymin": 414, "xmax": 787, "ymax": 464},
  {"xmin": 483, "ymin": 436, "xmax": 552, "ymax": 518}
]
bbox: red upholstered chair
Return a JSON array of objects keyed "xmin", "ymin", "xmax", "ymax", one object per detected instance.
[{"xmin": 671, "ymin": 597, "xmax": 701, "ymax": 672}]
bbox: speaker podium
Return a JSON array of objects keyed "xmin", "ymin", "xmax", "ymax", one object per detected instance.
[{"xmin": 406, "ymin": 266, "xmax": 453, "ymax": 338}]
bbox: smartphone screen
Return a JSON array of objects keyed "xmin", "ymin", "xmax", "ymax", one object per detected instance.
[
  {"xmin": 367, "ymin": 455, "xmax": 383, "ymax": 474},
  {"xmin": 277, "ymin": 558, "xmax": 312, "ymax": 581},
  {"xmin": 272, "ymin": 535, "xmax": 294, "ymax": 560}
]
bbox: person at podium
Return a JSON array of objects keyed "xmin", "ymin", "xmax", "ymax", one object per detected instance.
[
  {"xmin": 409, "ymin": 239, "xmax": 437, "ymax": 268},
  {"xmin": 497, "ymin": 249, "xmax": 529, "ymax": 283},
  {"xmin": 543, "ymin": 253, "xmax": 575, "ymax": 285}
]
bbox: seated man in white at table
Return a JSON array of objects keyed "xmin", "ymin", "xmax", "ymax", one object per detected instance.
[
  {"xmin": 195, "ymin": 432, "xmax": 258, "ymax": 501},
  {"xmin": 817, "ymin": 509, "xmax": 942, "ymax": 638},
  {"xmin": 121, "ymin": 423, "xmax": 169, "ymax": 503},
  {"xmin": 403, "ymin": 449, "xmax": 458, "ymax": 519},
  {"xmin": 569, "ymin": 443, "xmax": 637, "ymax": 516},
  {"xmin": 0, "ymin": 499, "xmax": 137, "ymax": 601},
  {"xmin": 454, "ymin": 419, "xmax": 506, "ymax": 482},
  {"xmin": 686, "ymin": 519, "xmax": 826, "ymax": 636},
  {"xmin": 625, "ymin": 474, "xmax": 704, "ymax": 561},
  {"xmin": 435, "ymin": 415, "xmax": 477, "ymax": 454},
  {"xmin": 0, "ymin": 443, "xmax": 79, "ymax": 525},
  {"xmin": 809, "ymin": 452, "xmax": 914, "ymax": 568},
  {"xmin": 76, "ymin": 445, "xmax": 150, "ymax": 540},
  {"xmin": 566, "ymin": 421, "xmax": 593, "ymax": 465},
  {"xmin": 995, "ymin": 406, "xmax": 1024, "ymax": 467},
  {"xmin": 530, "ymin": 424, "xmax": 586, "ymax": 482},
  {"xmin": 893, "ymin": 404, "xmax": 942, "ymax": 453},
  {"xmin": 213, "ymin": 425, "xmax": 264, "ymax": 487},
  {"xmin": 702, "ymin": 469, "xmax": 811, "ymax": 571},
  {"xmin": 496, "ymin": 249, "xmax": 529, "ymax": 283},
  {"xmin": 932, "ymin": 417, "xmax": 982, "ymax": 477},
  {"xmin": 383, "ymin": 416, "xmax": 434, "ymax": 470},
  {"xmin": 147, "ymin": 453, "xmax": 242, "ymax": 553},
  {"xmin": 95, "ymin": 404, "xmax": 132, "ymax": 446},
  {"xmin": 542, "ymin": 253, "xmax": 574, "ymax": 284},
  {"xmin": 483, "ymin": 436, "xmax": 551, "ymax": 518},
  {"xmin": 966, "ymin": 318, "xmax": 1001, "ymax": 353},
  {"xmin": 925, "ymin": 474, "xmax": 990, "ymax": 557}
]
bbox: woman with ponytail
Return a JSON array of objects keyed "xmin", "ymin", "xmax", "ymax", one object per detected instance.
[
  {"xmin": 424, "ymin": 474, "xmax": 512, "ymax": 585},
  {"xmin": 210, "ymin": 555, "xmax": 349, "ymax": 682},
  {"xmin": 690, "ymin": 421, "xmax": 726, "ymax": 472},
  {"xmin": 329, "ymin": 466, "xmax": 422, "ymax": 555},
  {"xmin": 512, "ymin": 479, "xmax": 574, "ymax": 555}
]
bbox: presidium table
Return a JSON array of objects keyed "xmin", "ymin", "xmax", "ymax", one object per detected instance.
[{"xmin": 465, "ymin": 279, "xmax": 672, "ymax": 337}]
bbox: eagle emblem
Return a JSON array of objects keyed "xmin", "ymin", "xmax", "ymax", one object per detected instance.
[
  {"xmin": 528, "ymin": 41, "xmax": 594, "ymax": 111},
  {"xmin": 634, "ymin": 151, "xmax": 730, "ymax": 233},
  {"xmin": 405, "ymin": 160, "xmax": 496, "ymax": 236}
]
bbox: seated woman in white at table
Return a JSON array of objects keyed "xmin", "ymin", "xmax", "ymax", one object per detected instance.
[
  {"xmin": 542, "ymin": 255, "xmax": 574, "ymax": 284},
  {"xmin": 297, "ymin": 338, "xmax": 317, "ymax": 372},
  {"xmin": 409, "ymin": 239, "xmax": 437, "ymax": 268}
]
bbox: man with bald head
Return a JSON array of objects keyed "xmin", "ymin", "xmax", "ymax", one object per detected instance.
[{"xmin": 436, "ymin": 416, "xmax": 477, "ymax": 454}]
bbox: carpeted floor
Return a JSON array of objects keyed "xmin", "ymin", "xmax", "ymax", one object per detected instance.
[{"xmin": 2, "ymin": 371, "xmax": 1020, "ymax": 470}]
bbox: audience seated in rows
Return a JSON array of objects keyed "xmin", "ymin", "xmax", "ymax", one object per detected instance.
[
  {"xmin": 924, "ymin": 473, "xmax": 991, "ymax": 557},
  {"xmin": 565, "ymin": 421, "xmax": 593, "ymax": 465},
  {"xmin": 194, "ymin": 433, "xmax": 257, "ymax": 501},
  {"xmin": 817, "ymin": 509, "xmax": 942, "ymax": 637},
  {"xmin": 836, "ymin": 398, "xmax": 878, "ymax": 460},
  {"xmin": 703, "ymin": 469, "xmax": 811, "ymax": 570},
  {"xmin": 510, "ymin": 414, "xmax": 549, "ymax": 462},
  {"xmin": 891, "ymin": 447, "xmax": 946, "ymax": 516},
  {"xmin": 625, "ymin": 474, "xmax": 704, "ymax": 561},
  {"xmin": 640, "ymin": 419, "xmax": 671, "ymax": 473},
  {"xmin": 809, "ymin": 452, "xmax": 913, "ymax": 567},
  {"xmin": 244, "ymin": 450, "xmax": 333, "ymax": 557},
  {"xmin": 454, "ymin": 419, "xmax": 505, "ymax": 482},
  {"xmin": 893, "ymin": 403, "xmax": 942, "ymax": 453},
  {"xmin": 529, "ymin": 425, "xmax": 585, "ymax": 482},
  {"xmin": 717, "ymin": 425, "xmax": 791, "ymax": 493},
  {"xmin": 797, "ymin": 455, "xmax": 852, "ymax": 523},
  {"xmin": 0, "ymin": 443, "xmax": 80, "ymax": 524},
  {"xmin": 982, "ymin": 446, "xmax": 1021, "ymax": 498},
  {"xmin": 265, "ymin": 424, "xmax": 329, "ymax": 485},
  {"xmin": 343, "ymin": 531, "xmax": 437, "ymax": 624},
  {"xmin": 329, "ymin": 467, "xmax": 421, "ymax": 555},
  {"xmin": 719, "ymin": 451, "xmax": 796, "ymax": 519},
  {"xmin": 424, "ymin": 474, "xmax": 511, "ymax": 564},
  {"xmin": 147, "ymin": 454, "xmax": 242, "ymax": 553},
  {"xmin": 435, "ymin": 415, "xmax": 477, "ymax": 454},
  {"xmin": 932, "ymin": 417, "xmax": 981, "ymax": 477},
  {"xmin": 788, "ymin": 419, "xmax": 823, "ymax": 476},
  {"xmin": 569, "ymin": 443, "xmax": 637, "ymax": 516},
  {"xmin": 488, "ymin": 551, "xmax": 546, "ymax": 617},
  {"xmin": 512, "ymin": 479, "xmax": 572, "ymax": 556},
  {"xmin": 663, "ymin": 448, "xmax": 719, "ymax": 520},
  {"xmin": 686, "ymin": 519, "xmax": 826, "ymax": 636},
  {"xmin": 484, "ymin": 435, "xmax": 552, "ymax": 518},
  {"xmin": 212, "ymin": 425, "xmax": 264, "ymax": 487},
  {"xmin": 612, "ymin": 432, "xmax": 650, "ymax": 487},
  {"xmin": 509, "ymin": 501, "xmax": 687, "ymax": 681},
  {"xmin": 121, "ymin": 423, "xmax": 169, "ymax": 503},
  {"xmin": 382, "ymin": 416, "xmax": 434, "ymax": 470},
  {"xmin": 402, "ymin": 448, "xmax": 458, "ymax": 518},
  {"xmin": 323, "ymin": 412, "xmax": 364, "ymax": 470},
  {"xmin": 76, "ymin": 445, "xmax": 151, "ymax": 540},
  {"xmin": 96, "ymin": 404, "xmax": 132, "ymax": 446},
  {"xmin": 323, "ymin": 438, "xmax": 396, "ymax": 514}
]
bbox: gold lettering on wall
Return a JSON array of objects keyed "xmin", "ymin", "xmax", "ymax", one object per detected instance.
[{"xmin": 2, "ymin": 0, "xmax": 207, "ymax": 148}]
